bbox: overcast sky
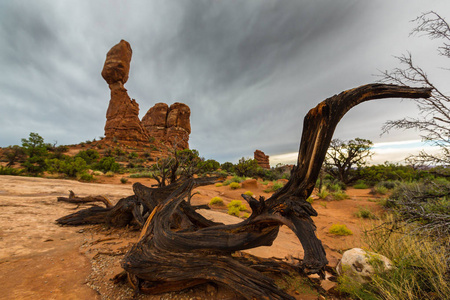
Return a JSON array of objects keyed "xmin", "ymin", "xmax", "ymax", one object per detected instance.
[{"xmin": 1, "ymin": 0, "xmax": 449, "ymax": 164}]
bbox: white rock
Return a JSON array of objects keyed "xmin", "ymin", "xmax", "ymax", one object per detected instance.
[{"xmin": 336, "ymin": 248, "xmax": 394, "ymax": 283}]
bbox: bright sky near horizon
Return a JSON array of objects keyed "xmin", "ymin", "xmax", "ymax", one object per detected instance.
[{"xmin": 1, "ymin": 1, "xmax": 449, "ymax": 165}]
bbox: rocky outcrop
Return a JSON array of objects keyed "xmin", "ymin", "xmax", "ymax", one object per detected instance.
[
  {"xmin": 254, "ymin": 150, "xmax": 270, "ymax": 169},
  {"xmin": 336, "ymin": 248, "xmax": 394, "ymax": 284},
  {"xmin": 102, "ymin": 40, "xmax": 149, "ymax": 143},
  {"xmin": 142, "ymin": 102, "xmax": 191, "ymax": 149}
]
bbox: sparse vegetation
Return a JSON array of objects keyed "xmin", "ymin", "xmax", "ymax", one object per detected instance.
[
  {"xmin": 329, "ymin": 224, "xmax": 353, "ymax": 236},
  {"xmin": 244, "ymin": 191, "xmax": 254, "ymax": 197},
  {"xmin": 120, "ymin": 177, "xmax": 128, "ymax": 184},
  {"xmin": 229, "ymin": 182, "xmax": 241, "ymax": 190},
  {"xmin": 353, "ymin": 181, "xmax": 369, "ymax": 189},
  {"xmin": 209, "ymin": 197, "xmax": 224, "ymax": 206},
  {"xmin": 354, "ymin": 206, "xmax": 377, "ymax": 219},
  {"xmin": 227, "ymin": 200, "xmax": 247, "ymax": 217}
]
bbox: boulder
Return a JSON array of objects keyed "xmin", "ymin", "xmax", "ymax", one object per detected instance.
[
  {"xmin": 101, "ymin": 39, "xmax": 132, "ymax": 86},
  {"xmin": 254, "ymin": 150, "xmax": 270, "ymax": 169},
  {"xmin": 336, "ymin": 248, "xmax": 394, "ymax": 284}
]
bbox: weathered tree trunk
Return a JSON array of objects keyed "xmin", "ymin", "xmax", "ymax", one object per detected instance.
[{"xmin": 57, "ymin": 84, "xmax": 432, "ymax": 299}]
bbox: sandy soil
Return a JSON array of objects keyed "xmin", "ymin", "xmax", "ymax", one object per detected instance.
[{"xmin": 0, "ymin": 175, "xmax": 385, "ymax": 299}]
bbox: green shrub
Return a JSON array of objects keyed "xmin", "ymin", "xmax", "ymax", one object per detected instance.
[
  {"xmin": 244, "ymin": 191, "xmax": 254, "ymax": 196},
  {"xmin": 129, "ymin": 171, "xmax": 154, "ymax": 178},
  {"xmin": 94, "ymin": 157, "xmax": 120, "ymax": 173},
  {"xmin": 234, "ymin": 157, "xmax": 259, "ymax": 177},
  {"xmin": 354, "ymin": 206, "xmax": 377, "ymax": 219},
  {"xmin": 46, "ymin": 156, "xmax": 88, "ymax": 177},
  {"xmin": 228, "ymin": 200, "xmax": 247, "ymax": 211},
  {"xmin": 353, "ymin": 181, "xmax": 369, "ymax": 189},
  {"xmin": 120, "ymin": 177, "xmax": 128, "ymax": 184},
  {"xmin": 306, "ymin": 197, "xmax": 314, "ymax": 204},
  {"xmin": 331, "ymin": 191, "xmax": 349, "ymax": 200},
  {"xmin": 372, "ymin": 185, "xmax": 389, "ymax": 195},
  {"xmin": 215, "ymin": 183, "xmax": 223, "ymax": 187},
  {"xmin": 75, "ymin": 149, "xmax": 100, "ymax": 165},
  {"xmin": 209, "ymin": 197, "xmax": 224, "ymax": 205},
  {"xmin": 228, "ymin": 206, "xmax": 241, "ymax": 217},
  {"xmin": 127, "ymin": 152, "xmax": 138, "ymax": 159},
  {"xmin": 263, "ymin": 181, "xmax": 284, "ymax": 193},
  {"xmin": 229, "ymin": 182, "xmax": 241, "ymax": 190},
  {"xmin": 317, "ymin": 188, "xmax": 330, "ymax": 199},
  {"xmin": 0, "ymin": 166, "xmax": 22, "ymax": 175},
  {"xmin": 329, "ymin": 224, "xmax": 353, "ymax": 236},
  {"xmin": 78, "ymin": 172, "xmax": 94, "ymax": 182}
]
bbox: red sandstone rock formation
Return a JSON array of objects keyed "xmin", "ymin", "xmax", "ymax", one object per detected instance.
[
  {"xmin": 142, "ymin": 102, "xmax": 191, "ymax": 149},
  {"xmin": 254, "ymin": 150, "xmax": 270, "ymax": 169},
  {"xmin": 102, "ymin": 40, "xmax": 149, "ymax": 143}
]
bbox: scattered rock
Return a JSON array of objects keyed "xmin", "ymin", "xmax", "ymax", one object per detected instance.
[
  {"xmin": 254, "ymin": 150, "xmax": 270, "ymax": 169},
  {"xmin": 336, "ymin": 248, "xmax": 394, "ymax": 284}
]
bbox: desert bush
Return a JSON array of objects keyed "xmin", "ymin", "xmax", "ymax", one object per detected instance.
[
  {"xmin": 75, "ymin": 149, "xmax": 100, "ymax": 165},
  {"xmin": 94, "ymin": 157, "xmax": 120, "ymax": 173},
  {"xmin": 129, "ymin": 171, "xmax": 154, "ymax": 178},
  {"xmin": 198, "ymin": 159, "xmax": 220, "ymax": 173},
  {"xmin": 127, "ymin": 152, "xmax": 138, "ymax": 160},
  {"xmin": 263, "ymin": 181, "xmax": 285, "ymax": 193},
  {"xmin": 78, "ymin": 172, "xmax": 94, "ymax": 182},
  {"xmin": 354, "ymin": 206, "xmax": 377, "ymax": 219},
  {"xmin": 387, "ymin": 180, "xmax": 450, "ymax": 238},
  {"xmin": 120, "ymin": 177, "xmax": 128, "ymax": 184},
  {"xmin": 353, "ymin": 181, "xmax": 369, "ymax": 189},
  {"xmin": 306, "ymin": 197, "xmax": 314, "ymax": 204},
  {"xmin": 317, "ymin": 188, "xmax": 330, "ymax": 199},
  {"xmin": 209, "ymin": 197, "xmax": 224, "ymax": 205},
  {"xmin": 46, "ymin": 156, "xmax": 88, "ymax": 177},
  {"xmin": 244, "ymin": 191, "xmax": 254, "ymax": 197},
  {"xmin": 234, "ymin": 157, "xmax": 259, "ymax": 177},
  {"xmin": 0, "ymin": 166, "xmax": 23, "ymax": 176},
  {"xmin": 3, "ymin": 145, "xmax": 25, "ymax": 166},
  {"xmin": 215, "ymin": 183, "xmax": 223, "ymax": 187},
  {"xmin": 220, "ymin": 162, "xmax": 234, "ymax": 173},
  {"xmin": 326, "ymin": 181, "xmax": 346, "ymax": 192},
  {"xmin": 227, "ymin": 200, "xmax": 247, "ymax": 217},
  {"xmin": 371, "ymin": 185, "xmax": 389, "ymax": 195},
  {"xmin": 331, "ymin": 191, "xmax": 349, "ymax": 201},
  {"xmin": 329, "ymin": 224, "xmax": 353, "ymax": 236},
  {"xmin": 229, "ymin": 182, "xmax": 240, "ymax": 190}
]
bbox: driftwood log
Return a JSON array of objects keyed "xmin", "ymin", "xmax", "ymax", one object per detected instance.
[{"xmin": 57, "ymin": 84, "xmax": 431, "ymax": 299}]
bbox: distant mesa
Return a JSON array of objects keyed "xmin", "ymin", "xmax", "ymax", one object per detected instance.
[
  {"xmin": 254, "ymin": 150, "xmax": 270, "ymax": 169},
  {"xmin": 101, "ymin": 40, "xmax": 190, "ymax": 150}
]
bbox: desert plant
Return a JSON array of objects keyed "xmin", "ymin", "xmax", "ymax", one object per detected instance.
[
  {"xmin": 306, "ymin": 197, "xmax": 314, "ymax": 204},
  {"xmin": 263, "ymin": 181, "xmax": 284, "ymax": 193},
  {"xmin": 355, "ymin": 206, "xmax": 377, "ymax": 219},
  {"xmin": 78, "ymin": 172, "xmax": 94, "ymax": 182},
  {"xmin": 317, "ymin": 188, "xmax": 330, "ymax": 199},
  {"xmin": 0, "ymin": 166, "xmax": 23, "ymax": 175},
  {"xmin": 244, "ymin": 191, "xmax": 254, "ymax": 197},
  {"xmin": 329, "ymin": 224, "xmax": 353, "ymax": 236},
  {"xmin": 227, "ymin": 200, "xmax": 247, "ymax": 217},
  {"xmin": 372, "ymin": 185, "xmax": 389, "ymax": 195},
  {"xmin": 331, "ymin": 191, "xmax": 349, "ymax": 200},
  {"xmin": 209, "ymin": 197, "xmax": 224, "ymax": 206},
  {"xmin": 120, "ymin": 177, "xmax": 128, "ymax": 184},
  {"xmin": 353, "ymin": 181, "xmax": 369, "ymax": 189},
  {"xmin": 129, "ymin": 171, "xmax": 154, "ymax": 178},
  {"xmin": 94, "ymin": 157, "xmax": 120, "ymax": 173},
  {"xmin": 215, "ymin": 183, "xmax": 223, "ymax": 187},
  {"xmin": 229, "ymin": 182, "xmax": 241, "ymax": 190},
  {"xmin": 46, "ymin": 156, "xmax": 88, "ymax": 177},
  {"xmin": 3, "ymin": 145, "xmax": 25, "ymax": 166}
]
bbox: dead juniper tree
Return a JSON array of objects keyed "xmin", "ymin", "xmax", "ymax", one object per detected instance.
[
  {"xmin": 381, "ymin": 11, "xmax": 450, "ymax": 169},
  {"xmin": 57, "ymin": 84, "xmax": 431, "ymax": 299}
]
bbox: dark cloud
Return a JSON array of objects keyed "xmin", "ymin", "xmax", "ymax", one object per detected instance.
[{"xmin": 1, "ymin": 0, "xmax": 449, "ymax": 163}]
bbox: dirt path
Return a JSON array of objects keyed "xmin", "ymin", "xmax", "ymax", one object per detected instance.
[{"xmin": 0, "ymin": 175, "xmax": 384, "ymax": 299}]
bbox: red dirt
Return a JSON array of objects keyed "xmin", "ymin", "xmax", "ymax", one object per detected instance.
[{"xmin": 0, "ymin": 175, "xmax": 386, "ymax": 299}]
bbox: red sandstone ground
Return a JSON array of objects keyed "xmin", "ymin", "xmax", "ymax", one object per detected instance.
[{"xmin": 0, "ymin": 174, "xmax": 386, "ymax": 299}]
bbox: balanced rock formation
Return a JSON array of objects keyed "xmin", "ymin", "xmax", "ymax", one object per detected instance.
[
  {"xmin": 254, "ymin": 150, "xmax": 270, "ymax": 169},
  {"xmin": 142, "ymin": 102, "xmax": 191, "ymax": 149},
  {"xmin": 102, "ymin": 40, "xmax": 149, "ymax": 143}
]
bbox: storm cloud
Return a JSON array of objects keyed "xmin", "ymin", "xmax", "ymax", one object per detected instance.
[{"xmin": 1, "ymin": 0, "xmax": 449, "ymax": 163}]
